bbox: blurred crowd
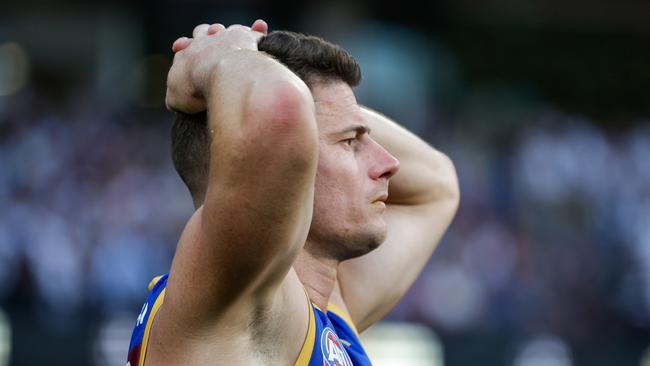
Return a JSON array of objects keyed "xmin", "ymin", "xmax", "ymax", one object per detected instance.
[
  {"xmin": 1, "ymin": 17, "xmax": 650, "ymax": 366},
  {"xmin": 2, "ymin": 90, "xmax": 650, "ymax": 366},
  {"xmin": 397, "ymin": 112, "xmax": 650, "ymax": 364},
  {"xmin": 0, "ymin": 90, "xmax": 191, "ymax": 318}
]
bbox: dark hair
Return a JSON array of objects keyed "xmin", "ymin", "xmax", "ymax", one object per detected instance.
[
  {"xmin": 171, "ymin": 110, "xmax": 210, "ymax": 208},
  {"xmin": 258, "ymin": 31, "xmax": 361, "ymax": 88},
  {"xmin": 171, "ymin": 30, "xmax": 362, "ymax": 207}
]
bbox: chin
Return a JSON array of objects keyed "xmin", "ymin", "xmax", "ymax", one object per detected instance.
[
  {"xmin": 338, "ymin": 227, "xmax": 386, "ymax": 261},
  {"xmin": 308, "ymin": 216, "xmax": 388, "ymax": 261}
]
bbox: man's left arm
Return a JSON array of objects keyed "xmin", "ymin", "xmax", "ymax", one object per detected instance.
[{"xmin": 337, "ymin": 106, "xmax": 460, "ymax": 332}]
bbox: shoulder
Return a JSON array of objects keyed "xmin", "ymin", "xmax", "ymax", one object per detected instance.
[{"xmin": 142, "ymin": 268, "xmax": 312, "ymax": 364}]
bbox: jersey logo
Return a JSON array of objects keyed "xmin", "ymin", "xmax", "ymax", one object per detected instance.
[
  {"xmin": 320, "ymin": 327, "xmax": 353, "ymax": 366},
  {"xmin": 136, "ymin": 302, "xmax": 148, "ymax": 327}
]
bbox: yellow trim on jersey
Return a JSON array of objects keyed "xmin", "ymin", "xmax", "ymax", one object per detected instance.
[
  {"xmin": 147, "ymin": 275, "xmax": 163, "ymax": 291},
  {"xmin": 327, "ymin": 303, "xmax": 359, "ymax": 335},
  {"xmin": 139, "ymin": 288, "xmax": 166, "ymax": 366},
  {"xmin": 295, "ymin": 290, "xmax": 316, "ymax": 366}
]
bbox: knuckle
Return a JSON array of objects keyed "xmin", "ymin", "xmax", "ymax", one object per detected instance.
[
  {"xmin": 228, "ymin": 24, "xmax": 248, "ymax": 31},
  {"xmin": 193, "ymin": 24, "xmax": 209, "ymax": 34}
]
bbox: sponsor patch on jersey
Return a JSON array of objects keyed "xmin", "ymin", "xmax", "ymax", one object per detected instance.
[{"xmin": 320, "ymin": 327, "xmax": 353, "ymax": 366}]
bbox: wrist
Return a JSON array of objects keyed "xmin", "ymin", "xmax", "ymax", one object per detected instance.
[{"xmin": 195, "ymin": 49, "xmax": 263, "ymax": 100}]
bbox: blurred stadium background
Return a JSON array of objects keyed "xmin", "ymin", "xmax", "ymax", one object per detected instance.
[{"xmin": 2, "ymin": 0, "xmax": 650, "ymax": 365}]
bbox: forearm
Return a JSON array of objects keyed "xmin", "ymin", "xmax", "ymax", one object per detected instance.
[
  {"xmin": 207, "ymin": 49, "xmax": 313, "ymax": 137},
  {"xmin": 361, "ymin": 106, "xmax": 459, "ymax": 206},
  {"xmin": 201, "ymin": 48, "xmax": 316, "ymax": 215}
]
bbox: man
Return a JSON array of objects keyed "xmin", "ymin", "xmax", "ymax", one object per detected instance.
[{"xmin": 128, "ymin": 19, "xmax": 459, "ymax": 365}]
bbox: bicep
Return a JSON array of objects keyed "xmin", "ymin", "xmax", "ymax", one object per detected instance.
[{"xmin": 338, "ymin": 199, "xmax": 458, "ymax": 332}]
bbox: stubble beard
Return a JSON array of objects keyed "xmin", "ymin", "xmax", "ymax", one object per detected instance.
[{"xmin": 305, "ymin": 219, "xmax": 387, "ymax": 262}]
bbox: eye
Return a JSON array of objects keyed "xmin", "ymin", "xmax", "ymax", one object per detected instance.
[{"xmin": 342, "ymin": 138, "xmax": 355, "ymax": 146}]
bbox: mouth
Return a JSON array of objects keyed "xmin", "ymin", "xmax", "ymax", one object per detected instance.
[
  {"xmin": 371, "ymin": 201, "xmax": 386, "ymax": 210},
  {"xmin": 372, "ymin": 193, "xmax": 388, "ymax": 204}
]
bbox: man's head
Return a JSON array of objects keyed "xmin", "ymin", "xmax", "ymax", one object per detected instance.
[
  {"xmin": 172, "ymin": 31, "xmax": 360, "ymax": 207},
  {"xmin": 171, "ymin": 30, "xmax": 399, "ymax": 260}
]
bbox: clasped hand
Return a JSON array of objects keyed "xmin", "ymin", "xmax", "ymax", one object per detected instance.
[{"xmin": 165, "ymin": 19, "xmax": 269, "ymax": 114}]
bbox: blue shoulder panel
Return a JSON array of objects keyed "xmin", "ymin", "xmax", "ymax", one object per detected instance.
[{"xmin": 127, "ymin": 273, "xmax": 169, "ymax": 366}]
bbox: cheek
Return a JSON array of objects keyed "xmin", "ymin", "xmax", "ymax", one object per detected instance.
[
  {"xmin": 316, "ymin": 161, "xmax": 362, "ymax": 203},
  {"xmin": 314, "ymin": 146, "xmax": 367, "ymax": 208},
  {"xmin": 312, "ymin": 164, "xmax": 337, "ymax": 215},
  {"xmin": 313, "ymin": 170, "xmax": 346, "ymax": 215}
]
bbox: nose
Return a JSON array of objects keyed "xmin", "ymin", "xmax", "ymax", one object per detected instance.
[{"xmin": 369, "ymin": 142, "xmax": 400, "ymax": 180}]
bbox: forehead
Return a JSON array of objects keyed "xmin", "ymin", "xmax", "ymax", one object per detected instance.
[{"xmin": 312, "ymin": 82, "xmax": 364, "ymax": 132}]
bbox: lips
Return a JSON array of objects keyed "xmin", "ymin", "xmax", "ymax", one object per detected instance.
[{"xmin": 372, "ymin": 193, "xmax": 388, "ymax": 203}]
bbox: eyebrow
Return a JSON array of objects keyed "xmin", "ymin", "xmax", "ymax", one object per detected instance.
[{"xmin": 331, "ymin": 124, "xmax": 372, "ymax": 137}]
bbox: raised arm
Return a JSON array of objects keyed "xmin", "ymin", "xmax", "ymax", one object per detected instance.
[
  {"xmin": 160, "ymin": 24, "xmax": 318, "ymax": 332},
  {"xmin": 337, "ymin": 107, "xmax": 460, "ymax": 331}
]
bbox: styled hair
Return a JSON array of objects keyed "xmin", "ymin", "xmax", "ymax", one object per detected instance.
[
  {"xmin": 171, "ymin": 30, "xmax": 361, "ymax": 207},
  {"xmin": 258, "ymin": 31, "xmax": 361, "ymax": 88}
]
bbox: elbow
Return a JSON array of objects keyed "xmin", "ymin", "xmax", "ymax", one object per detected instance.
[
  {"xmin": 442, "ymin": 154, "xmax": 460, "ymax": 206},
  {"xmin": 433, "ymin": 152, "xmax": 460, "ymax": 206},
  {"xmin": 246, "ymin": 79, "xmax": 319, "ymax": 164},
  {"xmin": 266, "ymin": 80, "xmax": 316, "ymax": 136}
]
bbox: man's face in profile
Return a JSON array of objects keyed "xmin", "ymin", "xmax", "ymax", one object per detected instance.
[{"xmin": 307, "ymin": 81, "xmax": 399, "ymax": 260}]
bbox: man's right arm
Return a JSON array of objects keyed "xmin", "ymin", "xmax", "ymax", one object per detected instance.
[{"xmin": 160, "ymin": 25, "xmax": 317, "ymax": 333}]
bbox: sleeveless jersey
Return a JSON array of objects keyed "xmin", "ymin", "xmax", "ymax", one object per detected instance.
[{"xmin": 127, "ymin": 273, "xmax": 372, "ymax": 366}]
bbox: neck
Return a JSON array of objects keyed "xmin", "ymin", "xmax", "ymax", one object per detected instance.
[{"xmin": 293, "ymin": 248, "xmax": 339, "ymax": 310}]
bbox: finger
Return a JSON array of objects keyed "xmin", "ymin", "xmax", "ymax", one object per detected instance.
[
  {"xmin": 251, "ymin": 19, "xmax": 268, "ymax": 35},
  {"xmin": 171, "ymin": 37, "xmax": 192, "ymax": 53},
  {"xmin": 207, "ymin": 23, "xmax": 226, "ymax": 35},
  {"xmin": 192, "ymin": 24, "xmax": 210, "ymax": 38}
]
